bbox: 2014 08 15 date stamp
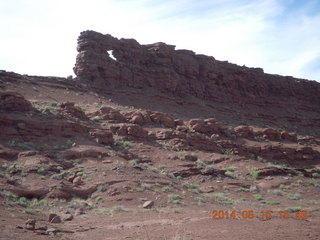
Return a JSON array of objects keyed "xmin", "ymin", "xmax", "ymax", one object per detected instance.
[{"xmin": 211, "ymin": 210, "xmax": 309, "ymax": 220}]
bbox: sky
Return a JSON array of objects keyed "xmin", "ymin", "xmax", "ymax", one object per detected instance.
[{"xmin": 0, "ymin": 0, "xmax": 320, "ymax": 82}]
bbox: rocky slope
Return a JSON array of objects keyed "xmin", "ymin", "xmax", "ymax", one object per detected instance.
[{"xmin": 73, "ymin": 30, "xmax": 320, "ymax": 137}]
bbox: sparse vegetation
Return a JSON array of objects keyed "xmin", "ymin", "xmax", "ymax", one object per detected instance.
[
  {"xmin": 95, "ymin": 196, "xmax": 103, "ymax": 201},
  {"xmin": 194, "ymin": 197, "xmax": 204, "ymax": 205},
  {"xmin": 176, "ymin": 149, "xmax": 186, "ymax": 154},
  {"xmin": 279, "ymin": 184, "xmax": 288, "ymax": 190},
  {"xmin": 32, "ymin": 102, "xmax": 57, "ymax": 113},
  {"xmin": 5, "ymin": 195, "xmax": 47, "ymax": 210},
  {"xmin": 97, "ymin": 184, "xmax": 107, "ymax": 192},
  {"xmin": 150, "ymin": 167, "xmax": 160, "ymax": 173},
  {"xmin": 256, "ymin": 156, "xmax": 267, "ymax": 162},
  {"xmin": 287, "ymin": 193, "xmax": 301, "ymax": 200},
  {"xmin": 168, "ymin": 194, "xmax": 182, "ymax": 201},
  {"xmin": 271, "ymin": 189, "xmax": 284, "ymax": 196},
  {"xmin": 195, "ymin": 161, "xmax": 208, "ymax": 167},
  {"xmin": 237, "ymin": 187, "xmax": 250, "ymax": 192},
  {"xmin": 176, "ymin": 176, "xmax": 183, "ymax": 181},
  {"xmin": 111, "ymin": 205, "xmax": 126, "ymax": 213},
  {"xmin": 249, "ymin": 167, "xmax": 259, "ymax": 179},
  {"xmin": 253, "ymin": 194, "xmax": 263, "ymax": 201},
  {"xmin": 116, "ymin": 140, "xmax": 131, "ymax": 148},
  {"xmin": 52, "ymin": 139, "xmax": 75, "ymax": 150},
  {"xmin": 91, "ymin": 116, "xmax": 101, "ymax": 122},
  {"xmin": 68, "ymin": 198, "xmax": 96, "ymax": 210},
  {"xmin": 312, "ymin": 173, "xmax": 320, "ymax": 178},
  {"xmin": 225, "ymin": 170, "xmax": 236, "ymax": 179},
  {"xmin": 309, "ymin": 179, "xmax": 320, "ymax": 188},
  {"xmin": 286, "ymin": 206, "xmax": 302, "ymax": 212},
  {"xmin": 223, "ymin": 149, "xmax": 235, "ymax": 155},
  {"xmin": 224, "ymin": 166, "xmax": 235, "ymax": 172},
  {"xmin": 206, "ymin": 193, "xmax": 233, "ymax": 205},
  {"xmin": 37, "ymin": 168, "xmax": 46, "ymax": 175},
  {"xmin": 260, "ymin": 200, "xmax": 280, "ymax": 205},
  {"xmin": 8, "ymin": 140, "xmax": 36, "ymax": 151},
  {"xmin": 162, "ymin": 186, "xmax": 173, "ymax": 192},
  {"xmin": 188, "ymin": 183, "xmax": 200, "ymax": 190}
]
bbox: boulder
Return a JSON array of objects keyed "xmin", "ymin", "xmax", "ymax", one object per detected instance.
[
  {"xmin": 48, "ymin": 213, "xmax": 62, "ymax": 223},
  {"xmin": 60, "ymin": 102, "xmax": 88, "ymax": 120},
  {"xmin": 142, "ymin": 200, "xmax": 154, "ymax": 209},
  {"xmin": 0, "ymin": 91, "xmax": 32, "ymax": 111}
]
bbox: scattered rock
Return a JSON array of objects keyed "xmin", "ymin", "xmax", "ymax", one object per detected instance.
[
  {"xmin": 98, "ymin": 106, "xmax": 127, "ymax": 123},
  {"xmin": 184, "ymin": 154, "xmax": 198, "ymax": 161},
  {"xmin": 90, "ymin": 130, "xmax": 114, "ymax": 145},
  {"xmin": 25, "ymin": 219, "xmax": 36, "ymax": 230},
  {"xmin": 75, "ymin": 207, "xmax": 85, "ymax": 216},
  {"xmin": 234, "ymin": 125, "xmax": 254, "ymax": 138},
  {"xmin": 127, "ymin": 124, "xmax": 148, "ymax": 138},
  {"xmin": 47, "ymin": 189, "xmax": 71, "ymax": 200},
  {"xmin": 48, "ymin": 213, "xmax": 62, "ymax": 223},
  {"xmin": 61, "ymin": 212, "xmax": 74, "ymax": 221},
  {"xmin": 281, "ymin": 131, "xmax": 297, "ymax": 142},
  {"xmin": 72, "ymin": 176, "xmax": 83, "ymax": 185},
  {"xmin": 262, "ymin": 128, "xmax": 280, "ymax": 141},
  {"xmin": 130, "ymin": 114, "xmax": 144, "ymax": 125},
  {"xmin": 46, "ymin": 227, "xmax": 58, "ymax": 235},
  {"xmin": 142, "ymin": 200, "xmax": 154, "ymax": 209},
  {"xmin": 60, "ymin": 102, "xmax": 88, "ymax": 119},
  {"xmin": 17, "ymin": 122, "xmax": 26, "ymax": 129},
  {"xmin": 155, "ymin": 129, "xmax": 173, "ymax": 140}
]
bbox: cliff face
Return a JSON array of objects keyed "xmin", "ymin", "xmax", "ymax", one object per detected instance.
[{"xmin": 74, "ymin": 30, "xmax": 320, "ymax": 105}]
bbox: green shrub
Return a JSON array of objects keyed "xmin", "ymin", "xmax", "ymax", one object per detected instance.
[
  {"xmin": 225, "ymin": 171, "xmax": 236, "ymax": 178},
  {"xmin": 150, "ymin": 168, "xmax": 160, "ymax": 173},
  {"xmin": 116, "ymin": 140, "xmax": 131, "ymax": 148},
  {"xmin": 253, "ymin": 194, "xmax": 263, "ymax": 201},
  {"xmin": 8, "ymin": 140, "xmax": 36, "ymax": 151},
  {"xmin": 286, "ymin": 206, "xmax": 302, "ymax": 212},
  {"xmin": 112, "ymin": 205, "xmax": 125, "ymax": 212},
  {"xmin": 272, "ymin": 189, "xmax": 284, "ymax": 196},
  {"xmin": 97, "ymin": 184, "xmax": 107, "ymax": 192},
  {"xmin": 37, "ymin": 168, "xmax": 46, "ymax": 175},
  {"xmin": 91, "ymin": 116, "xmax": 101, "ymax": 122},
  {"xmin": 223, "ymin": 149, "xmax": 235, "ymax": 155},
  {"xmin": 96, "ymin": 196, "xmax": 103, "ymax": 201},
  {"xmin": 309, "ymin": 180, "xmax": 320, "ymax": 188},
  {"xmin": 209, "ymin": 193, "xmax": 233, "ymax": 205},
  {"xmin": 162, "ymin": 186, "xmax": 172, "ymax": 192},
  {"xmin": 312, "ymin": 173, "xmax": 320, "ymax": 178},
  {"xmin": 176, "ymin": 176, "xmax": 183, "ymax": 181},
  {"xmin": 189, "ymin": 183, "xmax": 199, "ymax": 189},
  {"xmin": 287, "ymin": 193, "xmax": 301, "ymax": 200},
  {"xmin": 261, "ymin": 200, "xmax": 280, "ymax": 205},
  {"xmin": 168, "ymin": 194, "xmax": 182, "ymax": 201},
  {"xmin": 194, "ymin": 197, "xmax": 204, "ymax": 205},
  {"xmin": 251, "ymin": 170, "xmax": 259, "ymax": 179},
  {"xmin": 279, "ymin": 184, "xmax": 287, "ymax": 189},
  {"xmin": 224, "ymin": 167, "xmax": 235, "ymax": 172}
]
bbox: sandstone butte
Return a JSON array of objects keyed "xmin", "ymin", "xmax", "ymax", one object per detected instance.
[{"xmin": 74, "ymin": 30, "xmax": 319, "ymax": 105}]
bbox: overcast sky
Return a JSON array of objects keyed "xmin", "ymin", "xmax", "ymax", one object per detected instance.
[{"xmin": 0, "ymin": 0, "xmax": 319, "ymax": 82}]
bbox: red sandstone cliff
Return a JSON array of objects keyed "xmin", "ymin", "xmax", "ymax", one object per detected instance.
[{"xmin": 74, "ymin": 30, "xmax": 320, "ymax": 106}]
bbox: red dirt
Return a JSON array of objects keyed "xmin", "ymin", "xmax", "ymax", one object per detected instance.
[{"xmin": 0, "ymin": 67, "xmax": 319, "ymax": 240}]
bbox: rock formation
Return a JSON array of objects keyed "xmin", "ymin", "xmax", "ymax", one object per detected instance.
[{"xmin": 74, "ymin": 30, "xmax": 320, "ymax": 105}]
